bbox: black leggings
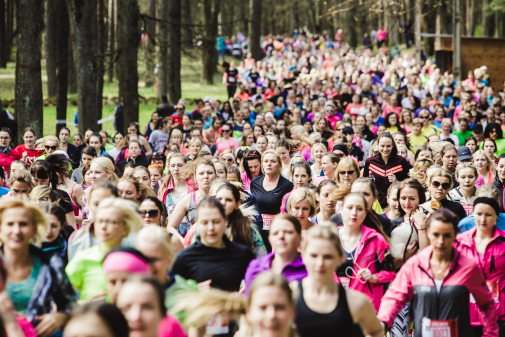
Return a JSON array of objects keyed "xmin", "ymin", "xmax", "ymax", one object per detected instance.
[
  {"xmin": 472, "ymin": 321, "xmax": 505, "ymax": 337},
  {"xmin": 227, "ymin": 85, "xmax": 236, "ymax": 99}
]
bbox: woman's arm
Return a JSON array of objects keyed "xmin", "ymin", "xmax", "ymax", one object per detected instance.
[
  {"xmin": 65, "ymin": 212, "xmax": 77, "ymax": 229},
  {"xmin": 167, "ymin": 194, "xmax": 191, "ymax": 229},
  {"xmin": 141, "ymin": 137, "xmax": 153, "ymax": 157},
  {"xmin": 347, "ymin": 290, "xmax": 384, "ymax": 337},
  {"xmin": 72, "ymin": 183, "xmax": 85, "ymax": 207}
]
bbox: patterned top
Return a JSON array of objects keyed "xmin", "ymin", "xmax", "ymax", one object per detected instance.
[{"xmin": 6, "ymin": 255, "xmax": 42, "ymax": 312}]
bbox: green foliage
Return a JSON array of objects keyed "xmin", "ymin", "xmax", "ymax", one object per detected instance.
[{"xmin": 485, "ymin": 0, "xmax": 505, "ymax": 14}]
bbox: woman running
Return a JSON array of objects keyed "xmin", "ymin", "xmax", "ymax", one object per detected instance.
[
  {"xmin": 449, "ymin": 163, "xmax": 478, "ymax": 216},
  {"xmin": 378, "ymin": 208, "xmax": 499, "ymax": 337}
]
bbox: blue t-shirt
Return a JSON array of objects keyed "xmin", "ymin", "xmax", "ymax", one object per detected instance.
[
  {"xmin": 6, "ymin": 255, "xmax": 42, "ymax": 312},
  {"xmin": 203, "ymin": 117, "xmax": 213, "ymax": 130},
  {"xmin": 0, "ymin": 186, "xmax": 10, "ymax": 197}
]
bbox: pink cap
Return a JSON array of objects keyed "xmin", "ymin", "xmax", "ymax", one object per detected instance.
[{"xmin": 103, "ymin": 251, "xmax": 150, "ymax": 275}]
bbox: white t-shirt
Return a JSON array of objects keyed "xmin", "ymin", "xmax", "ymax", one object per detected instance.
[{"xmin": 149, "ymin": 130, "xmax": 170, "ymax": 152}]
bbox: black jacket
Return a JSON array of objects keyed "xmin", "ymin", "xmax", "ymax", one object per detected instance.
[{"xmin": 117, "ymin": 155, "xmax": 149, "ymax": 173}]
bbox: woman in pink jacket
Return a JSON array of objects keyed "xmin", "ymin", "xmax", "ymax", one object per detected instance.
[
  {"xmin": 378, "ymin": 208, "xmax": 499, "ymax": 337},
  {"xmin": 457, "ymin": 197, "xmax": 505, "ymax": 337},
  {"xmin": 336, "ymin": 192, "xmax": 395, "ymax": 312}
]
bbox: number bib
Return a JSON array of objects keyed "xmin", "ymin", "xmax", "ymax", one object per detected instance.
[
  {"xmin": 206, "ymin": 314, "xmax": 229, "ymax": 335},
  {"xmin": 262, "ymin": 214, "xmax": 274, "ymax": 230},
  {"xmin": 340, "ymin": 277, "xmax": 351, "ymax": 289},
  {"xmin": 422, "ymin": 318, "xmax": 458, "ymax": 337}
]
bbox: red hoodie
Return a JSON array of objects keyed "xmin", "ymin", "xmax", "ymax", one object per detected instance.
[
  {"xmin": 378, "ymin": 245, "xmax": 498, "ymax": 337},
  {"xmin": 0, "ymin": 148, "xmax": 21, "ymax": 181},
  {"xmin": 456, "ymin": 227, "xmax": 505, "ymax": 326}
]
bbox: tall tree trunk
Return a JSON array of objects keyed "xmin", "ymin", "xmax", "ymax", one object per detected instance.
[
  {"xmin": 167, "ymin": 0, "xmax": 181, "ymax": 103},
  {"xmin": 391, "ymin": 0, "xmax": 399, "ymax": 45},
  {"xmin": 55, "ymin": 0, "xmax": 69, "ymax": 134},
  {"xmin": 68, "ymin": 0, "xmax": 99, "ymax": 134},
  {"xmin": 157, "ymin": 0, "xmax": 168, "ymax": 96},
  {"xmin": 107, "ymin": 0, "xmax": 115, "ymax": 82},
  {"xmin": 15, "ymin": 0, "xmax": 43, "ymax": 144},
  {"xmin": 45, "ymin": 0, "xmax": 58, "ymax": 97},
  {"xmin": 5, "ymin": 0, "xmax": 14, "ymax": 63},
  {"xmin": 240, "ymin": 0, "xmax": 248, "ymax": 35},
  {"xmin": 117, "ymin": 0, "xmax": 139, "ymax": 134},
  {"xmin": 0, "ymin": 0, "xmax": 6, "ymax": 68},
  {"xmin": 482, "ymin": 0, "xmax": 495, "ymax": 37},
  {"xmin": 249, "ymin": 0, "xmax": 262, "ymax": 60},
  {"xmin": 201, "ymin": 0, "xmax": 221, "ymax": 84},
  {"xmin": 96, "ymin": 0, "xmax": 107, "ymax": 115},
  {"xmin": 182, "ymin": 0, "xmax": 192, "ymax": 46},
  {"xmin": 348, "ymin": 6, "xmax": 358, "ymax": 47},
  {"xmin": 144, "ymin": 0, "xmax": 155, "ymax": 87},
  {"xmin": 67, "ymin": 35, "xmax": 77, "ymax": 93}
]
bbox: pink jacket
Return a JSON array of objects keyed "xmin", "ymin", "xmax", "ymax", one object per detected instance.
[
  {"xmin": 337, "ymin": 225, "xmax": 395, "ymax": 312},
  {"xmin": 456, "ymin": 227, "xmax": 505, "ymax": 326},
  {"xmin": 159, "ymin": 178, "xmax": 195, "ymax": 203},
  {"xmin": 378, "ymin": 245, "xmax": 498, "ymax": 337}
]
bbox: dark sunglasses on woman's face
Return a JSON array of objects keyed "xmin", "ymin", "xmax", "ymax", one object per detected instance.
[
  {"xmin": 139, "ymin": 209, "xmax": 159, "ymax": 218},
  {"xmin": 225, "ymin": 158, "xmax": 234, "ymax": 162},
  {"xmin": 45, "ymin": 145, "xmax": 57, "ymax": 150},
  {"xmin": 334, "ymin": 152, "xmax": 346, "ymax": 158},
  {"xmin": 339, "ymin": 170, "xmax": 355, "ymax": 176},
  {"xmin": 431, "ymin": 181, "xmax": 450, "ymax": 190},
  {"xmin": 222, "ymin": 129, "xmax": 231, "ymax": 133}
]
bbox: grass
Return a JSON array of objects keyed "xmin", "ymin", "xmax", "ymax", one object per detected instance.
[{"xmin": 0, "ymin": 50, "xmax": 230, "ymax": 136}]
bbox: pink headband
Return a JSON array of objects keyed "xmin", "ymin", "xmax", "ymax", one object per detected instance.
[{"xmin": 103, "ymin": 252, "xmax": 150, "ymax": 275}]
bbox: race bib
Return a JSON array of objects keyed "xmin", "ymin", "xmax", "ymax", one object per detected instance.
[
  {"xmin": 422, "ymin": 318, "xmax": 458, "ymax": 337},
  {"xmin": 340, "ymin": 277, "xmax": 351, "ymax": 289},
  {"xmin": 228, "ymin": 76, "xmax": 236, "ymax": 83},
  {"xmin": 470, "ymin": 280, "xmax": 499, "ymax": 304},
  {"xmin": 206, "ymin": 314, "xmax": 229, "ymax": 335},
  {"xmin": 262, "ymin": 214, "xmax": 274, "ymax": 230}
]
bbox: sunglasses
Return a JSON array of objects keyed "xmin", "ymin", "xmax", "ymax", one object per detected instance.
[
  {"xmin": 339, "ymin": 170, "xmax": 355, "ymax": 176},
  {"xmin": 421, "ymin": 116, "xmax": 429, "ymax": 119},
  {"xmin": 337, "ymin": 128, "xmax": 345, "ymax": 131},
  {"xmin": 45, "ymin": 145, "xmax": 57, "ymax": 150},
  {"xmin": 431, "ymin": 181, "xmax": 451, "ymax": 190},
  {"xmin": 225, "ymin": 158, "xmax": 234, "ymax": 162},
  {"xmin": 139, "ymin": 209, "xmax": 159, "ymax": 218},
  {"xmin": 222, "ymin": 129, "xmax": 231, "ymax": 133}
]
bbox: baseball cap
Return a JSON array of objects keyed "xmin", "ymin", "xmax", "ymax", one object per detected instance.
[
  {"xmin": 472, "ymin": 124, "xmax": 483, "ymax": 133},
  {"xmin": 342, "ymin": 126, "xmax": 354, "ymax": 135},
  {"xmin": 203, "ymin": 96, "xmax": 211, "ymax": 102},
  {"xmin": 457, "ymin": 146, "xmax": 473, "ymax": 161}
]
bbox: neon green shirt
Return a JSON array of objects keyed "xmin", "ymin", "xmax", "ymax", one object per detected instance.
[{"xmin": 66, "ymin": 245, "xmax": 106, "ymax": 300}]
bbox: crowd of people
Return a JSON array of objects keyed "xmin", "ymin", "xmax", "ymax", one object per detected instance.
[{"xmin": 1, "ymin": 31, "xmax": 505, "ymax": 337}]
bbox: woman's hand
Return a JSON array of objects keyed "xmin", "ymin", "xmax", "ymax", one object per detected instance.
[
  {"xmin": 357, "ymin": 268, "xmax": 378, "ymax": 283},
  {"xmin": 0, "ymin": 293, "xmax": 17, "ymax": 325},
  {"xmin": 197, "ymin": 279, "xmax": 212, "ymax": 292},
  {"xmin": 35, "ymin": 313, "xmax": 68, "ymax": 337},
  {"xmin": 412, "ymin": 208, "xmax": 428, "ymax": 230},
  {"xmin": 387, "ymin": 173, "xmax": 397, "ymax": 183}
]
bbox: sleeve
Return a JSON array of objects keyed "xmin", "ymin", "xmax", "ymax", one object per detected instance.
[
  {"xmin": 397, "ymin": 158, "xmax": 410, "ymax": 182},
  {"xmin": 64, "ymin": 256, "xmax": 83, "ymax": 291},
  {"xmin": 51, "ymin": 265, "xmax": 77, "ymax": 313},
  {"xmin": 467, "ymin": 263, "xmax": 499, "ymax": 337},
  {"xmin": 363, "ymin": 159, "xmax": 370, "ymax": 178},
  {"xmin": 377, "ymin": 259, "xmax": 415, "ymax": 328},
  {"xmin": 170, "ymin": 254, "xmax": 187, "ymax": 280},
  {"xmin": 243, "ymin": 259, "xmax": 259, "ymax": 296},
  {"xmin": 373, "ymin": 239, "xmax": 396, "ymax": 283},
  {"xmin": 251, "ymin": 226, "xmax": 267, "ymax": 258}
]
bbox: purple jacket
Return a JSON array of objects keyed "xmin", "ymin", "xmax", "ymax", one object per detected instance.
[{"xmin": 243, "ymin": 252, "xmax": 307, "ymax": 295}]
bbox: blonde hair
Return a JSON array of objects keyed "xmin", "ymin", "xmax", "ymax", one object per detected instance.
[
  {"xmin": 287, "ymin": 188, "xmax": 317, "ymax": 218},
  {"xmin": 9, "ymin": 169, "xmax": 34, "ymax": 188},
  {"xmin": 219, "ymin": 149, "xmax": 235, "ymax": 162},
  {"xmin": 335, "ymin": 157, "xmax": 360, "ymax": 183},
  {"xmin": 301, "ymin": 223, "xmax": 343, "ymax": 256},
  {"xmin": 310, "ymin": 142, "xmax": 327, "ymax": 158},
  {"xmin": 455, "ymin": 162, "xmax": 478, "ymax": 178},
  {"xmin": 169, "ymin": 129, "xmax": 183, "ymax": 144},
  {"xmin": 91, "ymin": 157, "xmax": 119, "ymax": 183},
  {"xmin": 209, "ymin": 178, "xmax": 229, "ymax": 196},
  {"xmin": 29, "ymin": 185, "xmax": 56, "ymax": 201},
  {"xmin": 410, "ymin": 158, "xmax": 433, "ymax": 187},
  {"xmin": 171, "ymin": 272, "xmax": 295, "ymax": 335},
  {"xmin": 307, "ymin": 132, "xmax": 322, "ymax": 146},
  {"xmin": 188, "ymin": 138, "xmax": 203, "ymax": 150},
  {"xmin": 35, "ymin": 135, "xmax": 59, "ymax": 151},
  {"xmin": 427, "ymin": 168, "xmax": 454, "ymax": 194},
  {"xmin": 261, "ymin": 149, "xmax": 283, "ymax": 175},
  {"xmin": 476, "ymin": 184, "xmax": 501, "ymax": 206},
  {"xmin": 473, "ymin": 150, "xmax": 495, "ymax": 172},
  {"xmin": 96, "ymin": 197, "xmax": 142, "ymax": 236},
  {"xmin": 136, "ymin": 226, "xmax": 173, "ymax": 262},
  {"xmin": 0, "ymin": 199, "xmax": 47, "ymax": 246},
  {"xmin": 290, "ymin": 125, "xmax": 309, "ymax": 142}
]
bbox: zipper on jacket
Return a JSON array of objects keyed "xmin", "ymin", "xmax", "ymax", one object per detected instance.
[
  {"xmin": 490, "ymin": 255, "xmax": 495, "ymax": 274},
  {"xmin": 418, "ymin": 265, "xmax": 457, "ymax": 319}
]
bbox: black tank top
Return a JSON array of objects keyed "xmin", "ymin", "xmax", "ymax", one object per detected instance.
[{"xmin": 295, "ymin": 281, "xmax": 354, "ymax": 337}]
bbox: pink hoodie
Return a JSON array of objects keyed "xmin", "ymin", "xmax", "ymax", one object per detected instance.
[
  {"xmin": 456, "ymin": 227, "xmax": 505, "ymax": 326},
  {"xmin": 336, "ymin": 225, "xmax": 395, "ymax": 312},
  {"xmin": 378, "ymin": 245, "xmax": 498, "ymax": 337}
]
